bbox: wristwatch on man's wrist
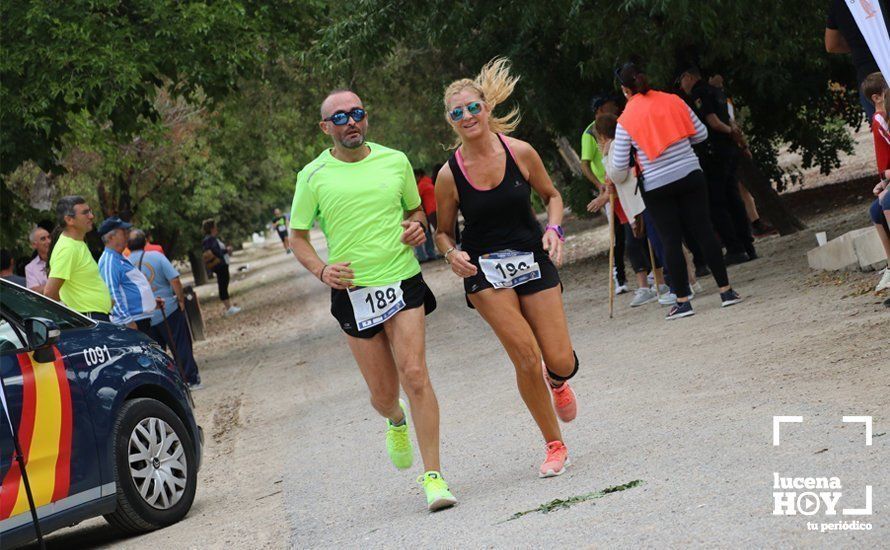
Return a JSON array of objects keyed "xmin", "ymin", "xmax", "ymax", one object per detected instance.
[{"xmin": 545, "ymin": 224, "xmax": 565, "ymax": 242}]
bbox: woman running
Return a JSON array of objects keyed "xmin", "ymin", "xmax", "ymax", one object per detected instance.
[
  {"xmin": 607, "ymin": 62, "xmax": 742, "ymax": 320},
  {"xmin": 434, "ymin": 58, "xmax": 579, "ymax": 478}
]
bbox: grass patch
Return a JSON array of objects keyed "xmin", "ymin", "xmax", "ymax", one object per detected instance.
[{"xmin": 500, "ymin": 479, "xmax": 644, "ymax": 523}]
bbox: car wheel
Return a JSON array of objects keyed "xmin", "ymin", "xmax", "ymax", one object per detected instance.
[{"xmin": 104, "ymin": 397, "xmax": 197, "ymax": 533}]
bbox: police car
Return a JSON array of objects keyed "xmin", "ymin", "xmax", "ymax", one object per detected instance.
[{"xmin": 0, "ymin": 279, "xmax": 202, "ymax": 548}]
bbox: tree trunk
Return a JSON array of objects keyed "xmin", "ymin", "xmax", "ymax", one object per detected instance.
[
  {"xmin": 736, "ymin": 155, "xmax": 806, "ymax": 235},
  {"xmin": 555, "ymin": 136, "xmax": 582, "ymax": 178},
  {"xmin": 117, "ymin": 169, "xmax": 134, "ymax": 221},
  {"xmin": 30, "ymin": 171, "xmax": 55, "ymax": 211},
  {"xmin": 188, "ymin": 250, "xmax": 208, "ymax": 286}
]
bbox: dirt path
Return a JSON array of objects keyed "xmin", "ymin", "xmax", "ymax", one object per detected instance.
[{"xmin": 34, "ymin": 202, "xmax": 888, "ymax": 549}]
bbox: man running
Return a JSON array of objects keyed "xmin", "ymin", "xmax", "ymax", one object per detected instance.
[
  {"xmin": 271, "ymin": 208, "xmax": 291, "ymax": 254},
  {"xmin": 289, "ymin": 89, "xmax": 456, "ymax": 511}
]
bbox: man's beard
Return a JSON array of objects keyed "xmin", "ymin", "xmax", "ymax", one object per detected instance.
[{"xmin": 339, "ymin": 131, "xmax": 365, "ymax": 149}]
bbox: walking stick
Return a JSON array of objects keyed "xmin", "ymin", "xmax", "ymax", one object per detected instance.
[
  {"xmin": 161, "ymin": 307, "xmax": 188, "ymax": 383},
  {"xmin": 1, "ymin": 374, "xmax": 45, "ymax": 549},
  {"xmin": 608, "ymin": 192, "xmax": 616, "ymax": 319},
  {"xmin": 645, "ymin": 222, "xmax": 662, "ymax": 301}
]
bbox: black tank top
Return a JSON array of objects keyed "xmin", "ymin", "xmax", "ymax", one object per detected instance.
[{"xmin": 448, "ymin": 134, "xmax": 543, "ymax": 257}]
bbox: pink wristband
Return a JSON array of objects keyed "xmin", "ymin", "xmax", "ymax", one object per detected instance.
[{"xmin": 545, "ymin": 224, "xmax": 565, "ymax": 242}]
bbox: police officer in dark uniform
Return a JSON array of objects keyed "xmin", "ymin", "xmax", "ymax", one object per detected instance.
[{"xmin": 678, "ymin": 66, "xmax": 756, "ymax": 264}]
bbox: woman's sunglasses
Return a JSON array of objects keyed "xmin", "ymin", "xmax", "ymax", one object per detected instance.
[
  {"xmin": 448, "ymin": 101, "xmax": 483, "ymax": 122},
  {"xmin": 324, "ymin": 108, "xmax": 366, "ymax": 126}
]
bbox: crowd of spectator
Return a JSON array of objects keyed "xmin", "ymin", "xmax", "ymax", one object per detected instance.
[{"xmin": 3, "ymin": 195, "xmax": 205, "ymax": 389}]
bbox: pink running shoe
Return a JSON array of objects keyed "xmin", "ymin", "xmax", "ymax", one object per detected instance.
[
  {"xmin": 551, "ymin": 382, "xmax": 577, "ymax": 422},
  {"xmin": 542, "ymin": 362, "xmax": 577, "ymax": 423},
  {"xmin": 539, "ymin": 441, "xmax": 570, "ymax": 478}
]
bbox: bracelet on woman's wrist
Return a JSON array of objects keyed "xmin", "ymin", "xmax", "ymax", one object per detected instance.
[
  {"xmin": 443, "ymin": 247, "xmax": 456, "ymax": 264},
  {"xmin": 319, "ymin": 264, "xmax": 328, "ymax": 281}
]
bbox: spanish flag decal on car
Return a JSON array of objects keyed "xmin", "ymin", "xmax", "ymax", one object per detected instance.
[{"xmin": 0, "ymin": 347, "xmax": 73, "ymax": 519}]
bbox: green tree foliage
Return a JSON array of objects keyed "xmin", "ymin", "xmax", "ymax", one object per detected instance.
[
  {"xmin": 0, "ymin": 0, "xmax": 867, "ymax": 258},
  {"xmin": 201, "ymin": 64, "xmax": 328, "ymax": 250},
  {"xmin": 1, "ymin": 0, "xmax": 319, "ymax": 253},
  {"xmin": 1, "ymin": 0, "xmax": 312, "ymax": 173},
  {"xmin": 53, "ymin": 90, "xmax": 231, "ymax": 259},
  {"xmin": 308, "ymin": 0, "xmax": 861, "ymax": 215}
]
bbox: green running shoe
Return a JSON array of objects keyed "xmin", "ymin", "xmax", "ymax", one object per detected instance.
[
  {"xmin": 386, "ymin": 399, "xmax": 413, "ymax": 470},
  {"xmin": 417, "ymin": 471, "xmax": 457, "ymax": 511}
]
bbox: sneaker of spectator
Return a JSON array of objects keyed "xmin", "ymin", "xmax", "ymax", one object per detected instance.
[
  {"xmin": 657, "ymin": 284, "xmax": 677, "ymax": 306},
  {"xmin": 876, "ymin": 267, "xmax": 890, "ymax": 292},
  {"xmin": 665, "ymin": 300, "xmax": 694, "ymax": 320},
  {"xmin": 724, "ymin": 251, "xmax": 750, "ymax": 266},
  {"xmin": 720, "ymin": 289, "xmax": 744, "ymax": 307},
  {"xmin": 629, "ymin": 287, "xmax": 658, "ymax": 307},
  {"xmin": 751, "ymin": 219, "xmax": 777, "ymax": 238}
]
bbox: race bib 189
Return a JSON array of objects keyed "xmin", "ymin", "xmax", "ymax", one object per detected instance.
[
  {"xmin": 348, "ymin": 282, "xmax": 406, "ymax": 331},
  {"xmin": 479, "ymin": 250, "xmax": 541, "ymax": 289}
]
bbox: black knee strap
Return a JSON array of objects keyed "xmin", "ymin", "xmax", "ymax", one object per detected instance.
[{"xmin": 547, "ymin": 351, "xmax": 579, "ymax": 382}]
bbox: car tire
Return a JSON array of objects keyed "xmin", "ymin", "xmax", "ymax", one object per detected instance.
[{"xmin": 104, "ymin": 397, "xmax": 197, "ymax": 533}]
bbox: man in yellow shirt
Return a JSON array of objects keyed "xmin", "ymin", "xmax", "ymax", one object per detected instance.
[
  {"xmin": 44, "ymin": 196, "xmax": 112, "ymax": 320},
  {"xmin": 289, "ymin": 90, "xmax": 455, "ymax": 511}
]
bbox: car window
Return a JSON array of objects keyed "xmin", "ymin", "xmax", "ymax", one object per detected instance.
[
  {"xmin": 0, "ymin": 317, "xmax": 26, "ymax": 354},
  {"xmin": 0, "ymin": 280, "xmax": 94, "ymax": 330}
]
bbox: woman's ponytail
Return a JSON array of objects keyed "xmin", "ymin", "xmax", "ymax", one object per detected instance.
[
  {"xmin": 633, "ymin": 72, "xmax": 650, "ymax": 94},
  {"xmin": 618, "ymin": 62, "xmax": 650, "ymax": 95}
]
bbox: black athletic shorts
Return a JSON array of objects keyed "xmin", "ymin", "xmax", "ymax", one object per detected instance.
[
  {"xmin": 462, "ymin": 251, "xmax": 562, "ymax": 309},
  {"xmin": 276, "ymin": 228, "xmax": 289, "ymax": 242},
  {"xmin": 330, "ymin": 272, "xmax": 437, "ymax": 339}
]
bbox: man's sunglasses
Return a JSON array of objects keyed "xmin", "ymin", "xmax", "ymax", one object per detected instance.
[
  {"xmin": 324, "ymin": 108, "xmax": 366, "ymax": 126},
  {"xmin": 448, "ymin": 101, "xmax": 483, "ymax": 122}
]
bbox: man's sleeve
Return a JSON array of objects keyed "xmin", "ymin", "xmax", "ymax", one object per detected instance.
[
  {"xmin": 160, "ymin": 255, "xmax": 180, "ymax": 280},
  {"xmin": 697, "ymin": 88, "xmax": 718, "ymax": 118},
  {"xmin": 401, "ymin": 157, "xmax": 422, "ymax": 211},
  {"xmin": 102, "ymin": 261, "xmax": 124, "ymax": 311},
  {"xmin": 25, "ymin": 262, "xmax": 39, "ymax": 288},
  {"xmin": 290, "ymin": 170, "xmax": 319, "ymax": 230},
  {"xmin": 48, "ymin": 244, "xmax": 73, "ymax": 280},
  {"xmin": 580, "ymin": 126, "xmax": 595, "ymax": 161}
]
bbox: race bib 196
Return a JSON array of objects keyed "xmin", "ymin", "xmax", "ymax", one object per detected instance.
[
  {"xmin": 348, "ymin": 282, "xmax": 406, "ymax": 331},
  {"xmin": 479, "ymin": 250, "xmax": 541, "ymax": 289}
]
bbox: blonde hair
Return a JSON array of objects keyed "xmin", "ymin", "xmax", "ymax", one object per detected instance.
[{"xmin": 443, "ymin": 57, "xmax": 521, "ymax": 147}]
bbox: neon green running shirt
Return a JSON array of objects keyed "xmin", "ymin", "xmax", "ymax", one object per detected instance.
[
  {"xmin": 581, "ymin": 122, "xmax": 606, "ymax": 184},
  {"xmin": 48, "ymin": 234, "xmax": 112, "ymax": 314},
  {"xmin": 290, "ymin": 143, "xmax": 422, "ymax": 287}
]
